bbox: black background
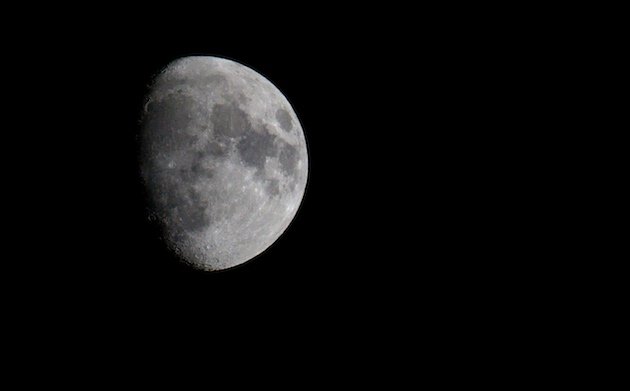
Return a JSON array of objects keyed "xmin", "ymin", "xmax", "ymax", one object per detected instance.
[
  {"xmin": 6, "ymin": 9, "xmax": 545, "ymax": 347},
  {"xmin": 0, "ymin": 5, "xmax": 602, "ymax": 382}
]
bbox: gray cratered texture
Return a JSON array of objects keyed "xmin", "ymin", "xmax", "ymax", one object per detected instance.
[{"xmin": 140, "ymin": 56, "xmax": 308, "ymax": 271}]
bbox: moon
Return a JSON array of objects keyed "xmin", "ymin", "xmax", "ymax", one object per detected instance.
[{"xmin": 140, "ymin": 56, "xmax": 308, "ymax": 271}]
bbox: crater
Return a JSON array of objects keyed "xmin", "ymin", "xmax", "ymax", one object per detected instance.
[{"xmin": 275, "ymin": 108, "xmax": 293, "ymax": 132}]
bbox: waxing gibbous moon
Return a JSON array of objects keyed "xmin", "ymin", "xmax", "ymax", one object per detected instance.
[{"xmin": 140, "ymin": 56, "xmax": 308, "ymax": 271}]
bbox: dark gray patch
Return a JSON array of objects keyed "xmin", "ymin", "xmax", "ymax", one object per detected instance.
[
  {"xmin": 177, "ymin": 151, "xmax": 215, "ymax": 182},
  {"xmin": 237, "ymin": 92, "xmax": 251, "ymax": 104},
  {"xmin": 190, "ymin": 160, "xmax": 214, "ymax": 179},
  {"xmin": 275, "ymin": 108, "xmax": 293, "ymax": 132},
  {"xmin": 201, "ymin": 74, "xmax": 227, "ymax": 86},
  {"xmin": 178, "ymin": 167, "xmax": 195, "ymax": 182},
  {"xmin": 211, "ymin": 103, "xmax": 252, "ymax": 139},
  {"xmin": 179, "ymin": 187, "xmax": 210, "ymax": 231},
  {"xmin": 162, "ymin": 185, "xmax": 211, "ymax": 233},
  {"xmin": 143, "ymin": 94, "xmax": 199, "ymax": 152},
  {"xmin": 205, "ymin": 141, "xmax": 228, "ymax": 157},
  {"xmin": 278, "ymin": 143, "xmax": 299, "ymax": 176},
  {"xmin": 265, "ymin": 178, "xmax": 280, "ymax": 196},
  {"xmin": 237, "ymin": 126, "xmax": 277, "ymax": 171}
]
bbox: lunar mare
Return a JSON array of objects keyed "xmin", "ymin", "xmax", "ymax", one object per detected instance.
[{"xmin": 140, "ymin": 56, "xmax": 308, "ymax": 271}]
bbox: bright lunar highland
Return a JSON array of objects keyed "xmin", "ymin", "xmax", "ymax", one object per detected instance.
[{"xmin": 140, "ymin": 56, "xmax": 308, "ymax": 271}]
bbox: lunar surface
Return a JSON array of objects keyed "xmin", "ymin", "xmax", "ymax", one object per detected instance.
[{"xmin": 140, "ymin": 56, "xmax": 308, "ymax": 271}]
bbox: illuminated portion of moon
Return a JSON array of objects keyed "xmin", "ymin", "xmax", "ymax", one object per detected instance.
[{"xmin": 140, "ymin": 56, "xmax": 308, "ymax": 271}]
